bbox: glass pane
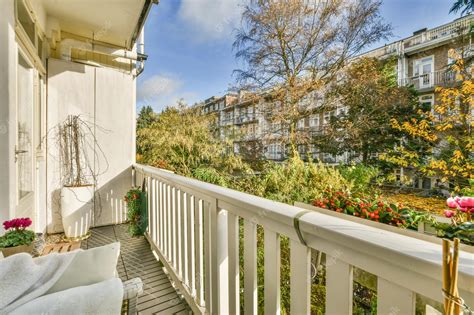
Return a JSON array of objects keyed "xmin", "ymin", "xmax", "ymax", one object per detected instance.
[
  {"xmin": 17, "ymin": 54, "xmax": 34, "ymax": 200},
  {"xmin": 422, "ymin": 63, "xmax": 432, "ymax": 74},
  {"xmin": 17, "ymin": 0, "xmax": 35, "ymax": 44}
]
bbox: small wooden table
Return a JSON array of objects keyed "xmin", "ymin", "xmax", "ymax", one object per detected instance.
[{"xmin": 41, "ymin": 241, "xmax": 81, "ymax": 255}]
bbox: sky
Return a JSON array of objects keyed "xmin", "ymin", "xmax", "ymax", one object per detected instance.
[{"xmin": 137, "ymin": 0, "xmax": 457, "ymax": 112}]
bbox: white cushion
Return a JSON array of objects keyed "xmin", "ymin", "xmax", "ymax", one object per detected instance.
[{"xmin": 46, "ymin": 242, "xmax": 120, "ymax": 294}]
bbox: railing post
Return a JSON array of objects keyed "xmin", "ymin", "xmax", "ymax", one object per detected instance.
[
  {"xmin": 228, "ymin": 212, "xmax": 240, "ymax": 314},
  {"xmin": 244, "ymin": 219, "xmax": 257, "ymax": 314},
  {"xmin": 204, "ymin": 199, "xmax": 219, "ymax": 313},
  {"xmin": 326, "ymin": 256, "xmax": 353, "ymax": 315},
  {"xmin": 290, "ymin": 239, "xmax": 310, "ymax": 314},
  {"xmin": 378, "ymin": 278, "xmax": 415, "ymax": 315},
  {"xmin": 194, "ymin": 198, "xmax": 204, "ymax": 306},
  {"xmin": 217, "ymin": 209, "xmax": 229, "ymax": 314},
  {"xmin": 265, "ymin": 229, "xmax": 281, "ymax": 315}
]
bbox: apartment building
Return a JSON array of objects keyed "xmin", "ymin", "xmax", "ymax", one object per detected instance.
[{"xmin": 197, "ymin": 15, "xmax": 473, "ymax": 184}]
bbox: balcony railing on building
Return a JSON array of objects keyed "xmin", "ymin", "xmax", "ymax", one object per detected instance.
[
  {"xmin": 400, "ymin": 69, "xmax": 457, "ymax": 90},
  {"xmin": 404, "ymin": 15, "xmax": 473, "ymax": 50}
]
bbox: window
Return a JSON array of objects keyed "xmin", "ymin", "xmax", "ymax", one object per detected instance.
[
  {"xmin": 309, "ymin": 115, "xmax": 319, "ymax": 127},
  {"xmin": 234, "ymin": 143, "xmax": 240, "ymax": 154},
  {"xmin": 336, "ymin": 106, "xmax": 348, "ymax": 116},
  {"xmin": 419, "ymin": 94, "xmax": 434, "ymax": 109},
  {"xmin": 297, "ymin": 118, "xmax": 305, "ymax": 129},
  {"xmin": 298, "ymin": 144, "xmax": 307, "ymax": 155},
  {"xmin": 267, "ymin": 144, "xmax": 283, "ymax": 159},
  {"xmin": 17, "ymin": 0, "xmax": 35, "ymax": 44},
  {"xmin": 323, "ymin": 111, "xmax": 335, "ymax": 125}
]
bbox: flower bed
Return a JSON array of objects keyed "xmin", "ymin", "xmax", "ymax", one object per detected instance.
[
  {"xmin": 312, "ymin": 191, "xmax": 433, "ymax": 230},
  {"xmin": 312, "ymin": 192, "xmax": 474, "ymax": 245}
]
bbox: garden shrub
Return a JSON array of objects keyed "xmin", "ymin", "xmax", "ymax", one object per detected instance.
[
  {"xmin": 192, "ymin": 167, "xmax": 229, "ymax": 187},
  {"xmin": 261, "ymin": 156, "xmax": 352, "ymax": 204},
  {"xmin": 339, "ymin": 164, "xmax": 381, "ymax": 195},
  {"xmin": 124, "ymin": 188, "xmax": 148, "ymax": 236}
]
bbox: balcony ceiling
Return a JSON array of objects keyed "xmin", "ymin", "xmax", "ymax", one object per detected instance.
[{"xmin": 40, "ymin": 0, "xmax": 149, "ymax": 48}]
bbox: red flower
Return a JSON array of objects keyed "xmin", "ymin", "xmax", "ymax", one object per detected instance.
[{"xmin": 3, "ymin": 217, "xmax": 32, "ymax": 230}]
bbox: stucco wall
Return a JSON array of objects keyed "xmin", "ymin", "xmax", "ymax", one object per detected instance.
[
  {"xmin": 0, "ymin": 0, "xmax": 16, "ymax": 234},
  {"xmin": 47, "ymin": 58, "xmax": 134, "ymax": 233}
]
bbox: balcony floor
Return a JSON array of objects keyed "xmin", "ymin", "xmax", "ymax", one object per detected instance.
[{"xmin": 81, "ymin": 224, "xmax": 190, "ymax": 315}]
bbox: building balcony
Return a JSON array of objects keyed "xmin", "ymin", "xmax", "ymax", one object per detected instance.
[
  {"xmin": 399, "ymin": 69, "xmax": 457, "ymax": 91},
  {"xmin": 403, "ymin": 15, "xmax": 473, "ymax": 53},
  {"xmin": 132, "ymin": 164, "xmax": 474, "ymax": 314},
  {"xmin": 234, "ymin": 115, "xmax": 257, "ymax": 125}
]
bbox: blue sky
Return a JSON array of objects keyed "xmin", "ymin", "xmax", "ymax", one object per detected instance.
[{"xmin": 137, "ymin": 0, "xmax": 456, "ymax": 112}]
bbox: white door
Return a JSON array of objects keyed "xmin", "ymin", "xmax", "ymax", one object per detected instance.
[
  {"xmin": 415, "ymin": 56, "xmax": 434, "ymax": 89},
  {"xmin": 16, "ymin": 52, "xmax": 36, "ymax": 222}
]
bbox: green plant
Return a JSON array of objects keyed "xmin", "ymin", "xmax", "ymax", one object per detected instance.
[
  {"xmin": 339, "ymin": 164, "xmax": 381, "ymax": 195},
  {"xmin": 435, "ymin": 222, "xmax": 474, "ymax": 245},
  {"xmin": 0, "ymin": 218, "xmax": 36, "ymax": 248},
  {"xmin": 192, "ymin": 167, "xmax": 230, "ymax": 187},
  {"xmin": 261, "ymin": 156, "xmax": 352, "ymax": 204},
  {"xmin": 124, "ymin": 188, "xmax": 148, "ymax": 236}
]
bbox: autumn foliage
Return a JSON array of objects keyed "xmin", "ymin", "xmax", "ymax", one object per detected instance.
[{"xmin": 380, "ymin": 49, "xmax": 473, "ymax": 191}]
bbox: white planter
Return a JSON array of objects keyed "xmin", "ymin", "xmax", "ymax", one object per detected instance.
[{"xmin": 61, "ymin": 185, "xmax": 94, "ymax": 238}]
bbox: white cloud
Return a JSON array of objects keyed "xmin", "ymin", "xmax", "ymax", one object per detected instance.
[
  {"xmin": 137, "ymin": 74, "xmax": 199, "ymax": 112},
  {"xmin": 137, "ymin": 74, "xmax": 182, "ymax": 103},
  {"xmin": 178, "ymin": 0, "xmax": 243, "ymax": 41}
]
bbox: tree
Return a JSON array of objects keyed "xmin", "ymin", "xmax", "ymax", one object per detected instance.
[
  {"xmin": 233, "ymin": 0, "xmax": 391, "ymax": 154},
  {"xmin": 450, "ymin": 0, "xmax": 474, "ymax": 15},
  {"xmin": 379, "ymin": 49, "xmax": 473, "ymax": 191},
  {"xmin": 315, "ymin": 57, "xmax": 423, "ymax": 163},
  {"xmin": 137, "ymin": 105, "xmax": 158, "ymax": 130},
  {"xmin": 136, "ymin": 103, "xmax": 247, "ymax": 177}
]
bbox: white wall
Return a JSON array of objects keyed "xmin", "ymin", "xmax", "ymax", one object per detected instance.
[
  {"xmin": 47, "ymin": 59, "xmax": 135, "ymax": 233},
  {"xmin": 0, "ymin": 0, "xmax": 16, "ymax": 234}
]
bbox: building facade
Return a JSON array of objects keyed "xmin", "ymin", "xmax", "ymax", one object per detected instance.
[{"xmin": 196, "ymin": 15, "xmax": 473, "ymax": 188}]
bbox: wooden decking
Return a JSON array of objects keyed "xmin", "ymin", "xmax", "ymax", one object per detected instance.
[{"xmin": 81, "ymin": 224, "xmax": 190, "ymax": 315}]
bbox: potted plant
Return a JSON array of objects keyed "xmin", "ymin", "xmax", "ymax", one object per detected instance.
[
  {"xmin": 124, "ymin": 187, "xmax": 148, "ymax": 236},
  {"xmin": 0, "ymin": 218, "xmax": 36, "ymax": 257},
  {"xmin": 54, "ymin": 115, "xmax": 106, "ymax": 239}
]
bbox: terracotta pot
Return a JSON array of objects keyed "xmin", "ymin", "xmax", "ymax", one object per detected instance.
[{"xmin": 0, "ymin": 243, "xmax": 34, "ymax": 257}]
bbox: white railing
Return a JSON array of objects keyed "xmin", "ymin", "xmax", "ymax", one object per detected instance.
[
  {"xmin": 400, "ymin": 69, "xmax": 457, "ymax": 90},
  {"xmin": 133, "ymin": 164, "xmax": 474, "ymax": 314},
  {"xmin": 404, "ymin": 15, "xmax": 473, "ymax": 49}
]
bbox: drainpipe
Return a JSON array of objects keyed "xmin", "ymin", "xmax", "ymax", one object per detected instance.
[{"xmin": 136, "ymin": 27, "xmax": 147, "ymax": 76}]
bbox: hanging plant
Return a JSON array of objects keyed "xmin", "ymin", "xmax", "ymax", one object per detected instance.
[{"xmin": 124, "ymin": 187, "xmax": 148, "ymax": 236}]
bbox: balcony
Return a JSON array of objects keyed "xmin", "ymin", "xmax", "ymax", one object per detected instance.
[
  {"xmin": 133, "ymin": 164, "xmax": 474, "ymax": 314},
  {"xmin": 234, "ymin": 115, "xmax": 257, "ymax": 125},
  {"xmin": 400, "ymin": 69, "xmax": 457, "ymax": 91},
  {"xmin": 403, "ymin": 15, "xmax": 473, "ymax": 52}
]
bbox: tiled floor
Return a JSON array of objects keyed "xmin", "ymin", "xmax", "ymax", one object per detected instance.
[{"xmin": 81, "ymin": 224, "xmax": 190, "ymax": 315}]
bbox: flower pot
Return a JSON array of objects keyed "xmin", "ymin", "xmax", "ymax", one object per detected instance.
[
  {"xmin": 61, "ymin": 185, "xmax": 94, "ymax": 239},
  {"xmin": 0, "ymin": 243, "xmax": 33, "ymax": 257}
]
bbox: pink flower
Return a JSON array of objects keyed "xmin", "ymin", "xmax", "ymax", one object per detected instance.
[
  {"xmin": 459, "ymin": 208, "xmax": 468, "ymax": 213},
  {"xmin": 444, "ymin": 210, "xmax": 456, "ymax": 218},
  {"xmin": 457, "ymin": 197, "xmax": 474, "ymax": 209},
  {"xmin": 2, "ymin": 217, "xmax": 32, "ymax": 230},
  {"xmin": 446, "ymin": 197, "xmax": 459, "ymax": 209}
]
